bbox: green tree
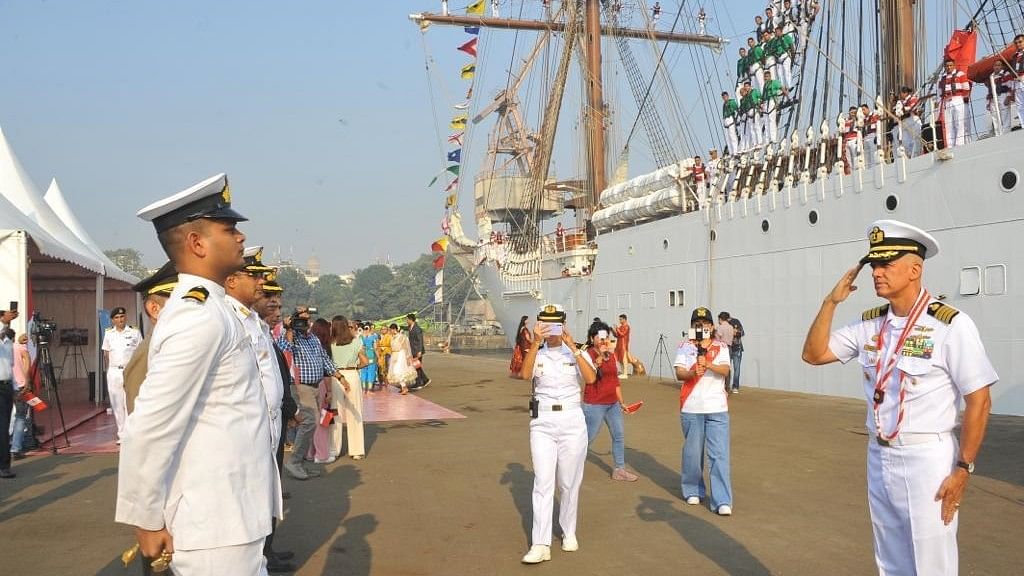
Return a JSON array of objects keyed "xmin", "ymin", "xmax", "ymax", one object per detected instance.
[
  {"xmin": 352, "ymin": 264, "xmax": 394, "ymax": 320},
  {"xmin": 104, "ymin": 248, "xmax": 149, "ymax": 278},
  {"xmin": 276, "ymin": 267, "xmax": 311, "ymax": 313},
  {"xmin": 310, "ymin": 274, "xmax": 349, "ymax": 317}
]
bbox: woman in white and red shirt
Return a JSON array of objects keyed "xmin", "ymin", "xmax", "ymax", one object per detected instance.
[{"xmin": 583, "ymin": 323, "xmax": 639, "ymax": 482}]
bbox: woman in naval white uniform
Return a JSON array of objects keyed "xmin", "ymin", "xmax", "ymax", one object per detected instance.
[{"xmin": 519, "ymin": 304, "xmax": 598, "ymax": 565}]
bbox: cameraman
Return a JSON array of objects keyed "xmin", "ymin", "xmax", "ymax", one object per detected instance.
[
  {"xmin": 673, "ymin": 307, "xmax": 734, "ymax": 516},
  {"xmin": 277, "ymin": 306, "xmax": 346, "ymax": 481}
]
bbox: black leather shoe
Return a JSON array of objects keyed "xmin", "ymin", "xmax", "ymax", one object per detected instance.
[
  {"xmin": 0, "ymin": 469, "xmax": 15, "ymax": 479},
  {"xmin": 266, "ymin": 557, "xmax": 297, "ymax": 573}
]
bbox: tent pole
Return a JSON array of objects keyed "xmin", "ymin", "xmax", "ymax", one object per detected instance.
[{"xmin": 95, "ymin": 274, "xmax": 104, "ymax": 406}]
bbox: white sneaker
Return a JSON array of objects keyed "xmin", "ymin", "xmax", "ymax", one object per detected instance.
[
  {"xmin": 732, "ymin": 388, "xmax": 739, "ymax": 394},
  {"xmin": 521, "ymin": 545, "xmax": 551, "ymax": 564},
  {"xmin": 561, "ymin": 535, "xmax": 578, "ymax": 552},
  {"xmin": 283, "ymin": 462, "xmax": 309, "ymax": 480},
  {"xmin": 718, "ymin": 505, "xmax": 733, "ymax": 516},
  {"xmin": 686, "ymin": 496, "xmax": 700, "ymax": 505},
  {"xmin": 314, "ymin": 456, "xmax": 336, "ymax": 464}
]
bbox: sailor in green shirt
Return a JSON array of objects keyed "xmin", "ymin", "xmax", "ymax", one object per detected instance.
[
  {"xmin": 736, "ymin": 47, "xmax": 749, "ymax": 90},
  {"xmin": 746, "ymin": 37, "xmax": 766, "ymax": 90},
  {"xmin": 721, "ymin": 91, "xmax": 740, "ymax": 154},
  {"xmin": 771, "ymin": 24, "xmax": 795, "ymax": 87},
  {"xmin": 761, "ymin": 70, "xmax": 789, "ymax": 144},
  {"xmin": 739, "ymin": 81, "xmax": 763, "ymax": 151}
]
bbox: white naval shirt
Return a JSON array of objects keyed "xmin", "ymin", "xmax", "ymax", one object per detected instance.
[
  {"xmin": 531, "ymin": 343, "xmax": 594, "ymax": 404},
  {"xmin": 102, "ymin": 325, "xmax": 141, "ymax": 368},
  {"xmin": 829, "ymin": 296, "xmax": 998, "ymax": 434},
  {"xmin": 226, "ymin": 294, "xmax": 284, "ymax": 446}
]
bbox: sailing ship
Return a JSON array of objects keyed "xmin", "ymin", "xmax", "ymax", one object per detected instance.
[{"xmin": 412, "ymin": 1, "xmax": 1024, "ymax": 416}]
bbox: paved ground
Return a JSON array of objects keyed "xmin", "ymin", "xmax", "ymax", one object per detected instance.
[{"xmin": 1, "ymin": 353, "xmax": 1021, "ymax": 575}]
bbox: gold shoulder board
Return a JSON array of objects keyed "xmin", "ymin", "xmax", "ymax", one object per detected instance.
[
  {"xmin": 183, "ymin": 286, "xmax": 209, "ymax": 304},
  {"xmin": 926, "ymin": 302, "xmax": 960, "ymax": 324},
  {"xmin": 862, "ymin": 304, "xmax": 890, "ymax": 321}
]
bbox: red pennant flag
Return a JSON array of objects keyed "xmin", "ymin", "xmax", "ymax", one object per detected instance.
[
  {"xmin": 319, "ymin": 407, "xmax": 335, "ymax": 427},
  {"xmin": 458, "ymin": 37, "xmax": 478, "ymax": 57},
  {"xmin": 433, "ymin": 254, "xmax": 446, "ymax": 270}
]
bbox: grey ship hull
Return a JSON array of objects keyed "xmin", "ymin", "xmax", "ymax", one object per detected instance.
[{"xmin": 481, "ymin": 131, "xmax": 1024, "ymax": 416}]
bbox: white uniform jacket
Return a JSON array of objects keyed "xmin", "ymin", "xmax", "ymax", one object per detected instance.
[
  {"xmin": 226, "ymin": 294, "xmax": 284, "ymax": 448},
  {"xmin": 103, "ymin": 325, "xmax": 142, "ymax": 368},
  {"xmin": 116, "ymin": 274, "xmax": 281, "ymax": 551},
  {"xmin": 828, "ymin": 297, "xmax": 998, "ymax": 434}
]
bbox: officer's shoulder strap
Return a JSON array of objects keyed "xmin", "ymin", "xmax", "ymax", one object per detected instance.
[
  {"xmin": 861, "ymin": 304, "xmax": 889, "ymax": 322},
  {"xmin": 926, "ymin": 301, "xmax": 960, "ymax": 325},
  {"xmin": 182, "ymin": 286, "xmax": 209, "ymax": 304}
]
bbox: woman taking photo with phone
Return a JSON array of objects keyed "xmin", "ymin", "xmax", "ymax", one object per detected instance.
[{"xmin": 582, "ymin": 322, "xmax": 639, "ymax": 482}]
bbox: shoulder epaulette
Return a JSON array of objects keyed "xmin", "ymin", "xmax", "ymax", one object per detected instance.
[
  {"xmin": 927, "ymin": 302, "xmax": 960, "ymax": 324},
  {"xmin": 105, "ymin": 326, "xmax": 113, "ymax": 331},
  {"xmin": 862, "ymin": 304, "xmax": 889, "ymax": 321},
  {"xmin": 183, "ymin": 286, "xmax": 209, "ymax": 304}
]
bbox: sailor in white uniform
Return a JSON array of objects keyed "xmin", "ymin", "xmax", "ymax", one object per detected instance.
[
  {"xmin": 803, "ymin": 220, "xmax": 997, "ymax": 576},
  {"xmin": 519, "ymin": 304, "xmax": 597, "ymax": 565},
  {"xmin": 102, "ymin": 306, "xmax": 141, "ymax": 442},
  {"xmin": 117, "ymin": 174, "xmax": 279, "ymax": 575}
]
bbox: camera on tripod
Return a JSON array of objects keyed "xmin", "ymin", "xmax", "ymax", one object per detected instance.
[
  {"xmin": 31, "ymin": 311, "xmax": 58, "ymax": 345},
  {"xmin": 290, "ymin": 307, "xmax": 318, "ymax": 334}
]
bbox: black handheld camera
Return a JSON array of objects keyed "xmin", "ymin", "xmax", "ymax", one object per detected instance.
[{"xmin": 290, "ymin": 307, "xmax": 318, "ymax": 335}]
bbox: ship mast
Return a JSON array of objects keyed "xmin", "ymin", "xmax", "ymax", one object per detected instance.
[
  {"xmin": 411, "ymin": 2, "xmax": 726, "ymax": 205},
  {"xmin": 878, "ymin": 0, "xmax": 917, "ymax": 99}
]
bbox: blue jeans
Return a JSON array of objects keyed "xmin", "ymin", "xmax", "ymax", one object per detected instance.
[
  {"xmin": 11, "ymin": 400, "xmax": 29, "ymax": 453},
  {"xmin": 583, "ymin": 402, "xmax": 625, "ymax": 469},
  {"xmin": 680, "ymin": 412, "xmax": 732, "ymax": 509},
  {"xmin": 730, "ymin": 349, "xmax": 742, "ymax": 390}
]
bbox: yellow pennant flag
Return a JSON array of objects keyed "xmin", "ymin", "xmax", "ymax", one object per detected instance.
[
  {"xmin": 467, "ymin": 0, "xmax": 485, "ymax": 15},
  {"xmin": 445, "ymin": 193, "xmax": 457, "ymax": 207},
  {"xmin": 450, "ymin": 115, "xmax": 468, "ymax": 129},
  {"xmin": 460, "ymin": 62, "xmax": 476, "ymax": 80}
]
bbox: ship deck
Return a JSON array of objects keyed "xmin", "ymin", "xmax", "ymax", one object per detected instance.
[{"xmin": 1, "ymin": 353, "xmax": 1021, "ymax": 575}]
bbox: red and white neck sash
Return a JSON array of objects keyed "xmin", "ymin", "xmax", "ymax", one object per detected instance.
[{"xmin": 872, "ymin": 290, "xmax": 930, "ymax": 442}]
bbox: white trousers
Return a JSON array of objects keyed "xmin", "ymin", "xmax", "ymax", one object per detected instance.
[
  {"xmin": 107, "ymin": 367, "xmax": 127, "ymax": 440},
  {"xmin": 744, "ymin": 114, "xmax": 763, "ymax": 149},
  {"xmin": 942, "ymin": 96, "xmax": 967, "ymax": 148},
  {"xmin": 764, "ymin": 107, "xmax": 779, "ymax": 143},
  {"xmin": 1014, "ymin": 84, "xmax": 1024, "ymax": 130},
  {"xmin": 867, "ymin": 435, "xmax": 959, "ymax": 576},
  {"xmin": 777, "ymin": 56, "xmax": 793, "ymax": 88},
  {"xmin": 863, "ymin": 136, "xmax": 877, "ymax": 167},
  {"xmin": 171, "ymin": 538, "xmax": 267, "ymax": 576},
  {"xmin": 899, "ymin": 116, "xmax": 922, "ymax": 157},
  {"xmin": 529, "ymin": 407, "xmax": 587, "ymax": 546},
  {"xmin": 750, "ymin": 66, "xmax": 764, "ymax": 91},
  {"xmin": 844, "ymin": 138, "xmax": 860, "ymax": 170},
  {"xmin": 335, "ymin": 370, "xmax": 365, "ymax": 457},
  {"xmin": 724, "ymin": 122, "xmax": 739, "ymax": 155}
]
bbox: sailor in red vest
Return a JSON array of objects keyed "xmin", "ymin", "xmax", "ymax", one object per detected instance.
[
  {"xmin": 985, "ymin": 60, "xmax": 1015, "ymax": 136},
  {"xmin": 691, "ymin": 155, "xmax": 708, "ymax": 204},
  {"xmin": 894, "ymin": 86, "xmax": 922, "ymax": 157},
  {"xmin": 938, "ymin": 57, "xmax": 971, "ymax": 148},
  {"xmin": 860, "ymin": 104, "xmax": 881, "ymax": 168},
  {"xmin": 842, "ymin": 106, "xmax": 861, "ymax": 174},
  {"xmin": 1010, "ymin": 34, "xmax": 1024, "ymax": 131}
]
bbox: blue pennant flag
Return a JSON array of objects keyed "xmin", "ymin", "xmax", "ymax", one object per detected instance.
[
  {"xmin": 447, "ymin": 149, "xmax": 462, "ymax": 163},
  {"xmin": 464, "ymin": 26, "xmax": 480, "ymax": 35}
]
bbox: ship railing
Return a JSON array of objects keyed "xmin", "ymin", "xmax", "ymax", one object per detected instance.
[{"xmin": 541, "ymin": 226, "xmax": 593, "ymax": 255}]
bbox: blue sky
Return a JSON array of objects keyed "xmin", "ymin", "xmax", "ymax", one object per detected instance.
[{"xmin": 0, "ymin": 0, "xmax": 767, "ymax": 272}]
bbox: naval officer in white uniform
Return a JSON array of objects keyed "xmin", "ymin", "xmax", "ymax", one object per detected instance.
[
  {"xmin": 103, "ymin": 306, "xmax": 141, "ymax": 442},
  {"xmin": 802, "ymin": 220, "xmax": 997, "ymax": 575},
  {"xmin": 117, "ymin": 174, "xmax": 280, "ymax": 575},
  {"xmin": 518, "ymin": 304, "xmax": 598, "ymax": 565}
]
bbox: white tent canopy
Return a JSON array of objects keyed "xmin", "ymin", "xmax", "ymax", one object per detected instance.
[{"xmin": 45, "ymin": 178, "xmax": 137, "ymax": 284}]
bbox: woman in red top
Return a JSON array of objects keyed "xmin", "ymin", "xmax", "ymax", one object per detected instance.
[
  {"xmin": 509, "ymin": 315, "xmax": 531, "ymax": 377},
  {"xmin": 583, "ymin": 323, "xmax": 639, "ymax": 481},
  {"xmin": 614, "ymin": 314, "xmax": 631, "ymax": 378}
]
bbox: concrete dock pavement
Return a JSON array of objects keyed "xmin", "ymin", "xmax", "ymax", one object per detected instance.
[{"xmin": 0, "ymin": 352, "xmax": 1021, "ymax": 575}]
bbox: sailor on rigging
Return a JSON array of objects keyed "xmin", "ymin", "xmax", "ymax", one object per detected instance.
[
  {"xmin": 721, "ymin": 91, "xmax": 741, "ymax": 155},
  {"xmin": 894, "ymin": 86, "xmax": 922, "ymax": 158},
  {"xmin": 859, "ymin": 103, "xmax": 880, "ymax": 168},
  {"xmin": 739, "ymin": 81, "xmax": 763, "ymax": 151},
  {"xmin": 938, "ymin": 57, "xmax": 971, "ymax": 149},
  {"xmin": 842, "ymin": 106, "xmax": 861, "ymax": 174},
  {"xmin": 985, "ymin": 60, "xmax": 1014, "ymax": 136},
  {"xmin": 1009, "ymin": 34, "xmax": 1024, "ymax": 131},
  {"xmin": 761, "ymin": 70, "xmax": 788, "ymax": 144}
]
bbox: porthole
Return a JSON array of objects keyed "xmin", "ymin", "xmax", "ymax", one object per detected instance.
[
  {"xmin": 808, "ymin": 210, "xmax": 819, "ymax": 225},
  {"xmin": 1000, "ymin": 170, "xmax": 1018, "ymax": 192},
  {"xmin": 709, "ymin": 229, "xmax": 717, "ymax": 242},
  {"xmin": 662, "ymin": 238, "xmax": 670, "ymax": 250},
  {"xmin": 884, "ymin": 195, "xmax": 899, "ymax": 211},
  {"xmin": 761, "ymin": 219, "xmax": 770, "ymax": 233}
]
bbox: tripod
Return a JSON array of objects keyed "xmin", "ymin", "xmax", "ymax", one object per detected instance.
[
  {"xmin": 649, "ymin": 333, "xmax": 675, "ymax": 379},
  {"xmin": 34, "ymin": 339, "xmax": 70, "ymax": 453}
]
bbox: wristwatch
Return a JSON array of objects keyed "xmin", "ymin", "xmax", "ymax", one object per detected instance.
[
  {"xmin": 956, "ymin": 460, "xmax": 975, "ymax": 474},
  {"xmin": 573, "ymin": 349, "xmax": 583, "ymax": 357}
]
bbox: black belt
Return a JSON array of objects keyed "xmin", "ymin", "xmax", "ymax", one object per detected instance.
[{"xmin": 302, "ymin": 382, "xmax": 321, "ymax": 387}]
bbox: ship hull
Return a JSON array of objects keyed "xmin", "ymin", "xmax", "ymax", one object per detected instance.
[{"xmin": 481, "ymin": 131, "xmax": 1024, "ymax": 416}]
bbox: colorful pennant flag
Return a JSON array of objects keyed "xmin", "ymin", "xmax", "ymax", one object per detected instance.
[
  {"xmin": 428, "ymin": 175, "xmax": 439, "ymax": 187},
  {"xmin": 453, "ymin": 101, "xmax": 470, "ymax": 110},
  {"xmin": 446, "ymin": 165, "xmax": 461, "ymax": 176},
  {"xmin": 448, "ymin": 132, "xmax": 464, "ymax": 145},
  {"xmin": 458, "ymin": 37, "xmax": 478, "ymax": 57},
  {"xmin": 433, "ymin": 269, "xmax": 444, "ymax": 303},
  {"xmin": 460, "ymin": 62, "xmax": 476, "ymax": 79},
  {"xmin": 464, "ymin": 26, "xmax": 480, "ymax": 35},
  {"xmin": 431, "ymin": 237, "xmax": 450, "ymax": 252},
  {"xmin": 441, "ymin": 214, "xmax": 452, "ymax": 234},
  {"xmin": 447, "ymin": 149, "xmax": 462, "ymax": 163},
  {"xmin": 445, "ymin": 194, "xmax": 457, "ymax": 208},
  {"xmin": 466, "ymin": 1, "xmax": 485, "ymax": 15},
  {"xmin": 433, "ymin": 254, "xmax": 446, "ymax": 270},
  {"xmin": 450, "ymin": 115, "xmax": 468, "ymax": 129},
  {"xmin": 445, "ymin": 177, "xmax": 460, "ymax": 192}
]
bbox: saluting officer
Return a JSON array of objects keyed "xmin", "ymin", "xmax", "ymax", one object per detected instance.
[
  {"xmin": 116, "ymin": 174, "xmax": 280, "ymax": 575},
  {"xmin": 803, "ymin": 220, "xmax": 997, "ymax": 576},
  {"xmin": 519, "ymin": 304, "xmax": 597, "ymax": 565},
  {"xmin": 103, "ymin": 306, "xmax": 141, "ymax": 442}
]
